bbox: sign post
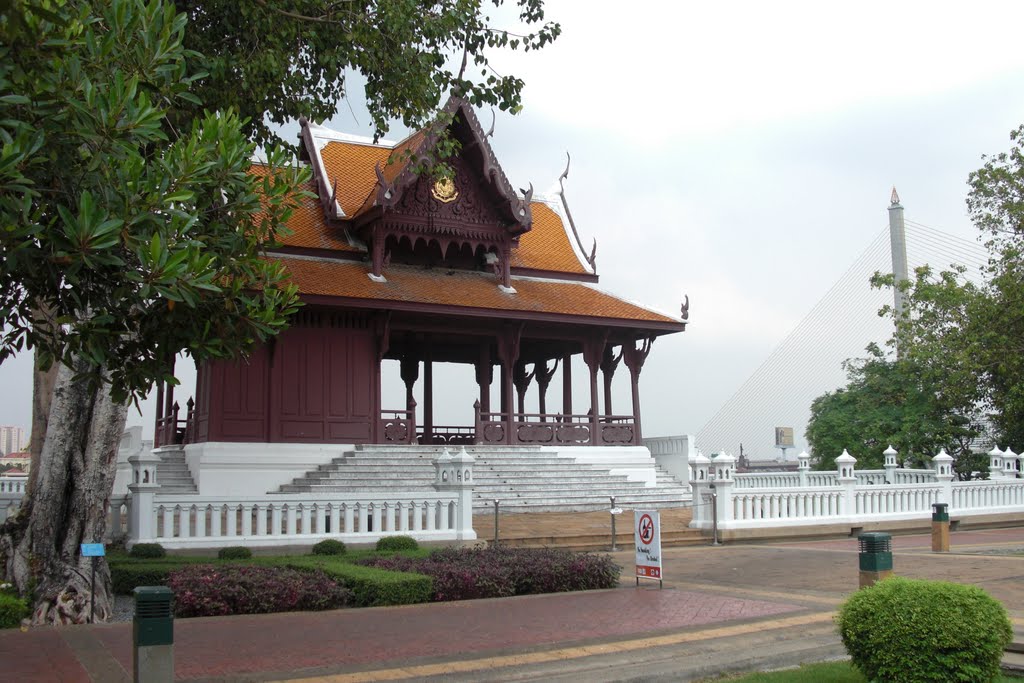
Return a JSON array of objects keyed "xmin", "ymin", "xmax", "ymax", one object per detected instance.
[
  {"xmin": 634, "ymin": 509, "xmax": 663, "ymax": 588},
  {"xmin": 81, "ymin": 542, "xmax": 105, "ymax": 624}
]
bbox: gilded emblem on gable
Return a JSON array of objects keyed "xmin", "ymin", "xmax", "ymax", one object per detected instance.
[{"xmin": 431, "ymin": 175, "xmax": 458, "ymax": 203}]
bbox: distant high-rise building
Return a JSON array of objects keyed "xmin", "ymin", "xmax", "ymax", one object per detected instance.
[{"xmin": 0, "ymin": 426, "xmax": 25, "ymax": 456}]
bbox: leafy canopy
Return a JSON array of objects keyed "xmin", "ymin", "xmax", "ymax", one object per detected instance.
[
  {"xmin": 0, "ymin": 0, "xmax": 305, "ymax": 401},
  {"xmin": 173, "ymin": 0, "xmax": 562, "ymax": 148}
]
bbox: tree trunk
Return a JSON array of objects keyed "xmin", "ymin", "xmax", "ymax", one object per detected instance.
[{"xmin": 0, "ymin": 355, "xmax": 128, "ymax": 624}]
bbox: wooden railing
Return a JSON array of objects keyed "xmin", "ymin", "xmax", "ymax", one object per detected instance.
[
  {"xmin": 379, "ymin": 400, "xmax": 417, "ymax": 444},
  {"xmin": 154, "ymin": 398, "xmax": 195, "ymax": 448},
  {"xmin": 474, "ymin": 404, "xmax": 637, "ymax": 446}
]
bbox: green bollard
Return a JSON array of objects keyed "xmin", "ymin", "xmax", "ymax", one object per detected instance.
[
  {"xmin": 857, "ymin": 532, "xmax": 892, "ymax": 588},
  {"xmin": 133, "ymin": 586, "xmax": 173, "ymax": 682}
]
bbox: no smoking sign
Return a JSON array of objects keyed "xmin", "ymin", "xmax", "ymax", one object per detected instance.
[{"xmin": 634, "ymin": 509, "xmax": 663, "ymax": 584}]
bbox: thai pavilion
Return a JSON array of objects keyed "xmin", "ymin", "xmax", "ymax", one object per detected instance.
[{"xmin": 151, "ymin": 97, "xmax": 687, "ymax": 498}]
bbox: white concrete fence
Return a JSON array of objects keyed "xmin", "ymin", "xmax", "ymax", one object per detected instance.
[
  {"xmin": 125, "ymin": 447, "xmax": 476, "ymax": 549},
  {"xmin": 690, "ymin": 445, "xmax": 1024, "ymax": 532}
]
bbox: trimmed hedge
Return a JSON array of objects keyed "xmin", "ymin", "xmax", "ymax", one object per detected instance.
[
  {"xmin": 282, "ymin": 557, "xmax": 432, "ymax": 607},
  {"xmin": 129, "ymin": 543, "xmax": 166, "ymax": 559},
  {"xmin": 375, "ymin": 535, "xmax": 419, "ymax": 552},
  {"xmin": 218, "ymin": 546, "xmax": 252, "ymax": 560},
  {"xmin": 110, "ymin": 555, "xmax": 432, "ymax": 608},
  {"xmin": 837, "ymin": 576, "xmax": 1012, "ymax": 683},
  {"xmin": 359, "ymin": 546, "xmax": 621, "ymax": 601},
  {"xmin": 311, "ymin": 539, "xmax": 346, "ymax": 556},
  {"xmin": 168, "ymin": 564, "xmax": 350, "ymax": 617},
  {"xmin": 0, "ymin": 593, "xmax": 29, "ymax": 629}
]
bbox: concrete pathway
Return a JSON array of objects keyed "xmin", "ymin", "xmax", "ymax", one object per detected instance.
[{"xmin": 0, "ymin": 525, "xmax": 1021, "ymax": 682}]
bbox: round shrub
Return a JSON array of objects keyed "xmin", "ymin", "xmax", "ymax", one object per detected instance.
[
  {"xmin": 311, "ymin": 539, "xmax": 347, "ymax": 556},
  {"xmin": 375, "ymin": 535, "xmax": 419, "ymax": 552},
  {"xmin": 0, "ymin": 593, "xmax": 29, "ymax": 629},
  {"xmin": 217, "ymin": 546, "xmax": 252, "ymax": 560},
  {"xmin": 129, "ymin": 543, "xmax": 166, "ymax": 559},
  {"xmin": 837, "ymin": 576, "xmax": 1011, "ymax": 683}
]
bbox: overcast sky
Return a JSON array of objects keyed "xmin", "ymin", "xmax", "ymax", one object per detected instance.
[{"xmin": 4, "ymin": 1, "xmax": 1024, "ymax": 456}]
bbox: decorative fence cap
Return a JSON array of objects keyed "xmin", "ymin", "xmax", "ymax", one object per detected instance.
[
  {"xmin": 835, "ymin": 449, "xmax": 856, "ymax": 464},
  {"xmin": 883, "ymin": 445, "xmax": 898, "ymax": 457},
  {"xmin": 989, "ymin": 445, "xmax": 1004, "ymax": 457},
  {"xmin": 692, "ymin": 452, "xmax": 711, "ymax": 465},
  {"xmin": 931, "ymin": 449, "xmax": 953, "ymax": 463},
  {"xmin": 451, "ymin": 446, "xmax": 475, "ymax": 463},
  {"xmin": 711, "ymin": 451, "xmax": 736, "ymax": 464}
]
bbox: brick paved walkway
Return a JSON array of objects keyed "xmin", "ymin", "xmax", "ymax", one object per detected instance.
[{"xmin": 0, "ymin": 523, "xmax": 1020, "ymax": 682}]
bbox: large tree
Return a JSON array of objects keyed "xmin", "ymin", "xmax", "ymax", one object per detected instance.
[
  {"xmin": 805, "ymin": 343, "xmax": 983, "ymax": 477},
  {"xmin": 0, "ymin": 0, "xmax": 559, "ymax": 624}
]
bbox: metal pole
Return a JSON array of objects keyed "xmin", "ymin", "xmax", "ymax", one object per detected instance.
[
  {"xmin": 90, "ymin": 556, "xmax": 96, "ymax": 624},
  {"xmin": 493, "ymin": 499, "xmax": 499, "ymax": 547},
  {"xmin": 610, "ymin": 496, "xmax": 617, "ymax": 551},
  {"xmin": 711, "ymin": 492, "xmax": 720, "ymax": 546}
]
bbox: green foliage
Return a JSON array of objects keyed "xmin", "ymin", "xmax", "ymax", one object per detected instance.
[
  {"xmin": 0, "ymin": 593, "xmax": 29, "ymax": 629},
  {"xmin": 375, "ymin": 535, "xmax": 419, "ymax": 552},
  {"xmin": 175, "ymin": 1, "xmax": 561, "ymax": 149},
  {"xmin": 217, "ymin": 546, "xmax": 252, "ymax": 560},
  {"xmin": 282, "ymin": 557, "xmax": 432, "ymax": 608},
  {"xmin": 111, "ymin": 562, "xmax": 174, "ymax": 595},
  {"xmin": 0, "ymin": 0, "xmax": 304, "ymax": 401},
  {"xmin": 805, "ymin": 342, "xmax": 982, "ymax": 474},
  {"xmin": 837, "ymin": 577, "xmax": 1012, "ymax": 683},
  {"xmin": 311, "ymin": 539, "xmax": 347, "ymax": 556},
  {"xmin": 711, "ymin": 661, "xmax": 869, "ymax": 682},
  {"xmin": 129, "ymin": 543, "xmax": 167, "ymax": 559}
]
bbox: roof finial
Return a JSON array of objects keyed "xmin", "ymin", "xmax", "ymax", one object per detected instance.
[{"xmin": 890, "ymin": 186, "xmax": 900, "ymax": 206}]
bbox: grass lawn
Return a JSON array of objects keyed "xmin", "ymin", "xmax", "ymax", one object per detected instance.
[{"xmin": 705, "ymin": 661, "xmax": 1023, "ymax": 682}]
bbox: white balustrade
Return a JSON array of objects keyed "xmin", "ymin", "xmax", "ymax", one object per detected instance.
[{"xmin": 137, "ymin": 491, "xmax": 470, "ymax": 549}]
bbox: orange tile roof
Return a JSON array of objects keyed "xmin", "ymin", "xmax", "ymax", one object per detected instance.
[
  {"xmin": 513, "ymin": 202, "xmax": 589, "ymax": 274},
  {"xmin": 319, "ymin": 141, "xmax": 391, "ymax": 217},
  {"xmin": 249, "ymin": 164, "xmax": 360, "ymax": 253},
  {"xmin": 271, "ymin": 255, "xmax": 680, "ymax": 326}
]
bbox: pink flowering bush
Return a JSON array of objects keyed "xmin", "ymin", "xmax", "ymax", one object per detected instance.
[
  {"xmin": 167, "ymin": 564, "xmax": 350, "ymax": 617},
  {"xmin": 359, "ymin": 547, "xmax": 619, "ymax": 601}
]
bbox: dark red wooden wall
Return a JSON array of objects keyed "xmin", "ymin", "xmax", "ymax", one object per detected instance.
[{"xmin": 197, "ymin": 312, "xmax": 379, "ymax": 444}]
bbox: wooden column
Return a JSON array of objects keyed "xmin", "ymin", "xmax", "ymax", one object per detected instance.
[
  {"xmin": 582, "ymin": 336, "xmax": 606, "ymax": 446},
  {"xmin": 561, "ymin": 353, "xmax": 572, "ymax": 420},
  {"xmin": 153, "ymin": 380, "xmax": 165, "ymax": 447},
  {"xmin": 423, "ymin": 351, "xmax": 433, "ymax": 443},
  {"xmin": 512, "ymin": 359, "xmax": 535, "ymax": 417},
  {"xmin": 623, "ymin": 338, "xmax": 654, "ymax": 446},
  {"xmin": 475, "ymin": 344, "xmax": 493, "ymax": 414},
  {"xmin": 400, "ymin": 354, "xmax": 419, "ymax": 420},
  {"xmin": 600, "ymin": 345, "xmax": 623, "ymax": 417},
  {"xmin": 496, "ymin": 325, "xmax": 522, "ymax": 445},
  {"xmin": 163, "ymin": 355, "xmax": 176, "ymax": 445},
  {"xmin": 536, "ymin": 358, "xmax": 558, "ymax": 421}
]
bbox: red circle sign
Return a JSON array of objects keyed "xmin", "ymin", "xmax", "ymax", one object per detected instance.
[{"xmin": 638, "ymin": 513, "xmax": 655, "ymax": 544}]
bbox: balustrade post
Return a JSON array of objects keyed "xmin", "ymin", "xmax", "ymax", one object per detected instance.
[
  {"xmin": 433, "ymin": 447, "xmax": 476, "ymax": 540},
  {"xmin": 797, "ymin": 451, "xmax": 810, "ymax": 487},
  {"xmin": 473, "ymin": 399, "xmax": 483, "ymax": 445},
  {"xmin": 932, "ymin": 449, "xmax": 954, "ymax": 508},
  {"xmin": 127, "ymin": 451, "xmax": 162, "ymax": 545},
  {"xmin": 710, "ymin": 452, "xmax": 735, "ymax": 528},
  {"xmin": 689, "ymin": 452, "xmax": 711, "ymax": 527},
  {"xmin": 988, "ymin": 446, "xmax": 1004, "ymax": 480},
  {"xmin": 1003, "ymin": 447, "xmax": 1018, "ymax": 478},
  {"xmin": 883, "ymin": 445, "xmax": 898, "ymax": 484},
  {"xmin": 836, "ymin": 449, "xmax": 857, "ymax": 516}
]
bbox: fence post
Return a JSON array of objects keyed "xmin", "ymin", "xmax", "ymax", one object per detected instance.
[
  {"xmin": 690, "ymin": 451, "xmax": 711, "ymax": 527},
  {"xmin": 932, "ymin": 449, "xmax": 954, "ymax": 508},
  {"xmin": 988, "ymin": 446, "xmax": 1004, "ymax": 480},
  {"xmin": 836, "ymin": 449, "xmax": 857, "ymax": 515},
  {"xmin": 128, "ymin": 451, "xmax": 162, "ymax": 545},
  {"xmin": 797, "ymin": 451, "xmax": 810, "ymax": 487},
  {"xmin": 883, "ymin": 445, "xmax": 899, "ymax": 484},
  {"xmin": 711, "ymin": 451, "xmax": 735, "ymax": 531}
]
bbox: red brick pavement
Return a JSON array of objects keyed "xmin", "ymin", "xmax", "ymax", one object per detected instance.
[
  {"xmin": 0, "ymin": 628, "xmax": 91, "ymax": 683},
  {"xmin": 83, "ymin": 588, "xmax": 801, "ymax": 679}
]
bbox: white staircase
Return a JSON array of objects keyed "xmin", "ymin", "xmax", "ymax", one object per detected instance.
[
  {"xmin": 277, "ymin": 444, "xmax": 691, "ymax": 513},
  {"xmin": 154, "ymin": 446, "xmax": 198, "ymax": 494}
]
